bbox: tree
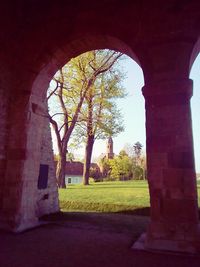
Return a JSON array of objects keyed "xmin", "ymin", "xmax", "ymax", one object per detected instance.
[
  {"xmin": 47, "ymin": 66, "xmax": 90, "ymax": 188},
  {"xmin": 48, "ymin": 50, "xmax": 124, "ymax": 188},
  {"xmin": 47, "ymin": 66, "xmax": 86, "ymax": 188},
  {"xmin": 99, "ymin": 156, "xmax": 111, "ymax": 178},
  {"xmin": 133, "ymin": 141, "xmax": 143, "ymax": 165},
  {"xmin": 123, "ymin": 143, "xmax": 135, "ymax": 158},
  {"xmin": 124, "ymin": 142, "xmax": 146, "ymax": 180},
  {"xmin": 132, "ymin": 141, "xmax": 146, "ymax": 180},
  {"xmin": 109, "ymin": 153, "xmax": 133, "ymax": 180},
  {"xmin": 71, "ymin": 50, "xmax": 126, "ymax": 185},
  {"xmin": 118, "ymin": 149, "xmax": 128, "ymax": 159},
  {"xmin": 67, "ymin": 152, "xmax": 74, "ymax": 162}
]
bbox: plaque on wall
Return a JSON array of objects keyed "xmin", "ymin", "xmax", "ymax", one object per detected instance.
[{"xmin": 38, "ymin": 164, "xmax": 49, "ymax": 189}]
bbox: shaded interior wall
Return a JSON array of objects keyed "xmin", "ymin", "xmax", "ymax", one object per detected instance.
[
  {"xmin": 0, "ymin": 86, "xmax": 9, "ymax": 212},
  {"xmin": 36, "ymin": 102, "xmax": 59, "ymax": 217}
]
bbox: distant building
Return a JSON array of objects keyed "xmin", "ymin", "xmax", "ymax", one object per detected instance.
[
  {"xmin": 66, "ymin": 175, "xmax": 83, "ymax": 185},
  {"xmin": 64, "ymin": 137, "xmax": 114, "ymax": 184},
  {"xmin": 65, "ymin": 161, "xmax": 83, "ymax": 175},
  {"xmin": 106, "ymin": 136, "xmax": 114, "ymax": 159},
  {"xmin": 65, "ymin": 161, "xmax": 83, "ymax": 184}
]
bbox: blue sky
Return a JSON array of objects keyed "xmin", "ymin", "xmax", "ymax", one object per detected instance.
[
  {"xmin": 89, "ymin": 57, "xmax": 145, "ymax": 160},
  {"xmin": 190, "ymin": 54, "xmax": 200, "ymax": 172},
  {"xmin": 50, "ymin": 53, "xmax": 200, "ymax": 172}
]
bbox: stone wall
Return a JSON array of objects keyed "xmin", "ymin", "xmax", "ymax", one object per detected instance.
[{"xmin": 36, "ymin": 105, "xmax": 59, "ymax": 217}]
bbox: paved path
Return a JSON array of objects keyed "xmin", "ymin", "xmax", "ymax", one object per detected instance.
[{"xmin": 0, "ymin": 213, "xmax": 199, "ymax": 267}]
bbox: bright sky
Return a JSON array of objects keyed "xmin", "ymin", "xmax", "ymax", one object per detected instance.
[
  {"xmin": 90, "ymin": 57, "xmax": 145, "ymax": 161},
  {"xmin": 90, "ymin": 54, "xmax": 200, "ymax": 173},
  {"xmin": 50, "ymin": 53, "xmax": 200, "ymax": 172},
  {"xmin": 190, "ymin": 54, "xmax": 200, "ymax": 172}
]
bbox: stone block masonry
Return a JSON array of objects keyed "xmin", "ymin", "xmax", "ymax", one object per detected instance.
[{"xmin": 36, "ymin": 103, "xmax": 59, "ymax": 218}]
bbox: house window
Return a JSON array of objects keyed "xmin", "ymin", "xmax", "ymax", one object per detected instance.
[{"xmin": 68, "ymin": 177, "xmax": 72, "ymax": 184}]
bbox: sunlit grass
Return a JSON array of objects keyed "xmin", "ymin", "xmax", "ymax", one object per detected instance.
[
  {"xmin": 59, "ymin": 179, "xmax": 200, "ymax": 213},
  {"xmin": 59, "ymin": 180, "xmax": 150, "ymax": 213}
]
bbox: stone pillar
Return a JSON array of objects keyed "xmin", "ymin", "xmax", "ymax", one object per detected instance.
[
  {"xmin": 0, "ymin": 92, "xmax": 41, "ymax": 232},
  {"xmin": 0, "ymin": 91, "xmax": 59, "ymax": 232},
  {"xmin": 138, "ymin": 78, "xmax": 200, "ymax": 253}
]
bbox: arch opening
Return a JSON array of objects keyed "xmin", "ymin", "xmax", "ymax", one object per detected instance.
[
  {"xmin": 189, "ymin": 52, "xmax": 200, "ymax": 206},
  {"xmin": 19, "ymin": 34, "xmax": 147, "ymax": 227},
  {"xmin": 44, "ymin": 44, "xmax": 145, "ymax": 214},
  {"xmin": 31, "ymin": 35, "xmax": 142, "ymax": 100},
  {"xmin": 46, "ymin": 48, "xmax": 147, "ymax": 218}
]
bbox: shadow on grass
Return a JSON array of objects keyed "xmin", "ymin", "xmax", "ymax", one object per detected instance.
[
  {"xmin": 67, "ymin": 185, "xmax": 148, "ymax": 190},
  {"xmin": 117, "ymin": 207, "xmax": 150, "ymax": 216},
  {"xmin": 40, "ymin": 207, "xmax": 200, "ymax": 222},
  {"xmin": 40, "ymin": 209, "xmax": 152, "ymax": 239},
  {"xmin": 58, "ymin": 200, "xmax": 150, "ymax": 214},
  {"xmin": 39, "ymin": 208, "xmax": 200, "ymax": 239},
  {"xmin": 40, "ymin": 207, "xmax": 151, "ymax": 222}
]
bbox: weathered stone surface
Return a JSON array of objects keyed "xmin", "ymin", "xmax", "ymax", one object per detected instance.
[
  {"xmin": 36, "ymin": 103, "xmax": 59, "ymax": 217},
  {"xmin": 143, "ymin": 78, "xmax": 200, "ymax": 253}
]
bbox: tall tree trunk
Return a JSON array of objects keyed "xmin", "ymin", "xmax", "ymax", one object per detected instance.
[
  {"xmin": 83, "ymin": 134, "xmax": 94, "ymax": 185},
  {"xmin": 56, "ymin": 151, "xmax": 67, "ymax": 188}
]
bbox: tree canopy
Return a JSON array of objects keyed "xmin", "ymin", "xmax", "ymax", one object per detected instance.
[{"xmin": 47, "ymin": 49, "xmax": 126, "ymax": 187}]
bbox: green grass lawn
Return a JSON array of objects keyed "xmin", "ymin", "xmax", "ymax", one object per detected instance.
[
  {"xmin": 59, "ymin": 180, "xmax": 150, "ymax": 213},
  {"xmin": 59, "ymin": 180, "xmax": 200, "ymax": 213}
]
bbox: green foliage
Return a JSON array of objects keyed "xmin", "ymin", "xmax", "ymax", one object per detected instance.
[
  {"xmin": 54, "ymin": 154, "xmax": 60, "ymax": 161},
  {"xmin": 132, "ymin": 166, "xmax": 144, "ymax": 180},
  {"xmin": 118, "ymin": 149, "xmax": 128, "ymax": 158},
  {"xmin": 99, "ymin": 144, "xmax": 146, "ymax": 181},
  {"xmin": 47, "ymin": 49, "xmax": 126, "ymax": 187},
  {"xmin": 48, "ymin": 49, "xmax": 125, "ymax": 143},
  {"xmin": 89, "ymin": 166, "xmax": 101, "ymax": 180},
  {"xmin": 133, "ymin": 141, "xmax": 143, "ymax": 159},
  {"xmin": 67, "ymin": 152, "xmax": 74, "ymax": 162},
  {"xmin": 89, "ymin": 177, "xmax": 95, "ymax": 183},
  {"xmin": 99, "ymin": 152, "xmax": 133, "ymax": 181},
  {"xmin": 70, "ymin": 49, "xmax": 126, "ymax": 144},
  {"xmin": 98, "ymin": 157, "xmax": 111, "ymax": 178},
  {"xmin": 109, "ymin": 155, "xmax": 133, "ymax": 180}
]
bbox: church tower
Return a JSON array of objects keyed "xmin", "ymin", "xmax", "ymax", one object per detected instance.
[{"xmin": 106, "ymin": 137, "xmax": 114, "ymax": 159}]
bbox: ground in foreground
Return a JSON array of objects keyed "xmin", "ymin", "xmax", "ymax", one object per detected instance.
[{"xmin": 0, "ymin": 212, "xmax": 199, "ymax": 267}]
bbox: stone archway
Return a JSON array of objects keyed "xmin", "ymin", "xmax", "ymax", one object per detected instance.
[
  {"xmin": 0, "ymin": 1, "xmax": 200, "ymax": 254},
  {"xmin": 32, "ymin": 35, "xmax": 145, "ymax": 223},
  {"xmin": 1, "ymin": 34, "xmax": 145, "ymax": 233}
]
